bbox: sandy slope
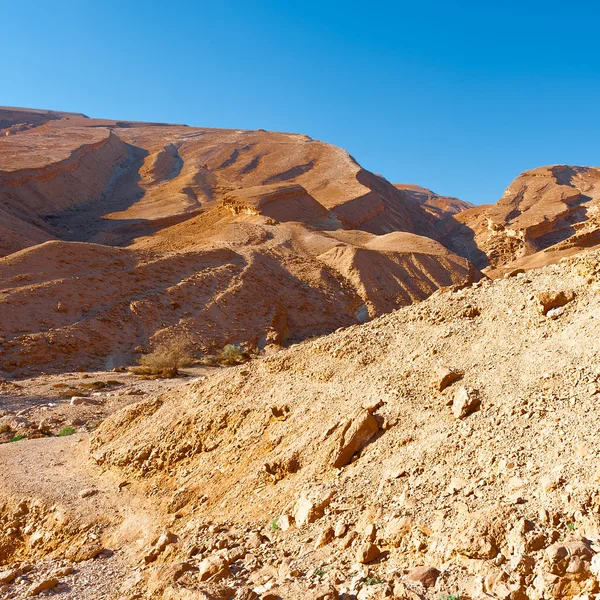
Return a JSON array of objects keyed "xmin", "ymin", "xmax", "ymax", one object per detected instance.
[{"xmin": 1, "ymin": 249, "xmax": 600, "ymax": 599}]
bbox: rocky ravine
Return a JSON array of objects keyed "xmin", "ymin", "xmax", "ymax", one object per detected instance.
[{"xmin": 2, "ymin": 249, "xmax": 600, "ymax": 599}]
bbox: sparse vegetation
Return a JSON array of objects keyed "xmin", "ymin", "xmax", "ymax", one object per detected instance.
[
  {"xmin": 364, "ymin": 577, "xmax": 384, "ymax": 585},
  {"xmin": 132, "ymin": 338, "xmax": 194, "ymax": 378},
  {"xmin": 80, "ymin": 380, "xmax": 123, "ymax": 390},
  {"xmin": 10, "ymin": 434, "xmax": 26, "ymax": 442},
  {"xmin": 567, "ymin": 522, "xmax": 575, "ymax": 531},
  {"xmin": 270, "ymin": 517, "xmax": 280, "ymax": 531},
  {"xmin": 219, "ymin": 343, "xmax": 248, "ymax": 365},
  {"xmin": 313, "ymin": 567, "xmax": 326, "ymax": 579},
  {"xmin": 58, "ymin": 426, "xmax": 76, "ymax": 437},
  {"xmin": 441, "ymin": 594, "xmax": 461, "ymax": 600}
]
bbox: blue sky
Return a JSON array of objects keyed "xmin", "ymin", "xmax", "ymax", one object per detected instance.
[{"xmin": 3, "ymin": 1, "xmax": 600, "ymax": 204}]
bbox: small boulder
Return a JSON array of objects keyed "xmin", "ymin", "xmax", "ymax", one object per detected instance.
[
  {"xmin": 405, "ymin": 566, "xmax": 440, "ymax": 588},
  {"xmin": 198, "ymin": 553, "xmax": 230, "ymax": 582},
  {"xmin": 28, "ymin": 578, "xmax": 58, "ymax": 596},
  {"xmin": 65, "ymin": 542, "xmax": 105, "ymax": 562},
  {"xmin": 294, "ymin": 486, "xmax": 333, "ymax": 527},
  {"xmin": 277, "ymin": 514, "xmax": 293, "ymax": 532},
  {"xmin": 331, "ymin": 409, "xmax": 379, "ymax": 468},
  {"xmin": 70, "ymin": 396, "xmax": 98, "ymax": 406},
  {"xmin": 435, "ymin": 366, "xmax": 462, "ymax": 392},
  {"xmin": 545, "ymin": 537, "xmax": 593, "ymax": 576},
  {"xmin": 334, "ymin": 519, "xmax": 348, "ymax": 538},
  {"xmin": 536, "ymin": 290, "xmax": 575, "ymax": 315},
  {"xmin": 452, "ymin": 386, "xmax": 480, "ymax": 419},
  {"xmin": 314, "ymin": 526, "xmax": 334, "ymax": 549},
  {"xmin": 0, "ymin": 569, "xmax": 18, "ymax": 584},
  {"xmin": 247, "ymin": 532, "xmax": 265, "ymax": 549},
  {"xmin": 357, "ymin": 584, "xmax": 392, "ymax": 599},
  {"xmin": 52, "ymin": 566, "xmax": 74, "ymax": 577},
  {"xmin": 546, "ymin": 306, "xmax": 565, "ymax": 319},
  {"xmin": 308, "ymin": 584, "xmax": 339, "ymax": 600},
  {"xmin": 355, "ymin": 541, "xmax": 381, "ymax": 564},
  {"xmin": 392, "ymin": 582, "xmax": 422, "ymax": 600}
]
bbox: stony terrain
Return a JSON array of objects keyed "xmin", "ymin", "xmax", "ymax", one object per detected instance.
[
  {"xmin": 1, "ymin": 249, "xmax": 600, "ymax": 599},
  {"xmin": 3, "ymin": 106, "xmax": 600, "ymax": 600}
]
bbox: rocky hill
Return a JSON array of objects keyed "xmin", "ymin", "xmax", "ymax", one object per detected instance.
[
  {"xmin": 3, "ymin": 108, "xmax": 600, "ymax": 377},
  {"xmin": 3, "ymin": 106, "xmax": 600, "ymax": 599},
  {"xmin": 437, "ymin": 166, "xmax": 600, "ymax": 276},
  {"xmin": 1, "ymin": 249, "xmax": 600, "ymax": 599},
  {"xmin": 0, "ymin": 107, "xmax": 477, "ymax": 376}
]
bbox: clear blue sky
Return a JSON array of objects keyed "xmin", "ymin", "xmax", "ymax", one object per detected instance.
[{"xmin": 3, "ymin": 0, "xmax": 600, "ymax": 204}]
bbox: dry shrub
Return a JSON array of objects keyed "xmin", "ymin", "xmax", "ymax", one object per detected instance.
[
  {"xmin": 219, "ymin": 343, "xmax": 248, "ymax": 365},
  {"xmin": 132, "ymin": 338, "xmax": 194, "ymax": 378}
]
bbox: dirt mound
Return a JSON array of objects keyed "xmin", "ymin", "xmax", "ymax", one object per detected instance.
[
  {"xmin": 0, "ymin": 219, "xmax": 476, "ymax": 375},
  {"xmin": 2, "ymin": 249, "xmax": 600, "ymax": 599}
]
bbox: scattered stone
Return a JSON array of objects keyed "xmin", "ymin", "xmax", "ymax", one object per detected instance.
[
  {"xmin": 247, "ymin": 531, "xmax": 266, "ymax": 548},
  {"xmin": 308, "ymin": 583, "xmax": 340, "ymax": 599},
  {"xmin": 27, "ymin": 578, "xmax": 58, "ymax": 596},
  {"xmin": 334, "ymin": 519, "xmax": 348, "ymax": 538},
  {"xmin": 314, "ymin": 526, "xmax": 334, "ymax": 549},
  {"xmin": 355, "ymin": 541, "xmax": 381, "ymax": 564},
  {"xmin": 0, "ymin": 569, "xmax": 18, "ymax": 584},
  {"xmin": 294, "ymin": 486, "xmax": 333, "ymax": 527},
  {"xmin": 357, "ymin": 583, "xmax": 392, "ymax": 599},
  {"xmin": 234, "ymin": 587, "xmax": 259, "ymax": 600},
  {"xmin": 198, "ymin": 553, "xmax": 231, "ymax": 582},
  {"xmin": 52, "ymin": 565, "xmax": 74, "ymax": 577},
  {"xmin": 65, "ymin": 543, "xmax": 106, "ymax": 562},
  {"xmin": 435, "ymin": 366, "xmax": 462, "ymax": 391},
  {"xmin": 277, "ymin": 514, "xmax": 293, "ymax": 531},
  {"xmin": 78, "ymin": 488, "xmax": 98, "ymax": 498},
  {"xmin": 392, "ymin": 582, "xmax": 422, "ymax": 600},
  {"xmin": 70, "ymin": 396, "xmax": 99, "ymax": 406},
  {"xmin": 546, "ymin": 306, "xmax": 565, "ymax": 319}
]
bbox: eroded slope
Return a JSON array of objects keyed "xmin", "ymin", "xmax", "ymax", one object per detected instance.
[{"xmin": 2, "ymin": 250, "xmax": 600, "ymax": 599}]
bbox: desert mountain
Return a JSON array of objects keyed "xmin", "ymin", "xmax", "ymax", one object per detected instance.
[
  {"xmin": 0, "ymin": 107, "xmax": 477, "ymax": 376},
  {"xmin": 437, "ymin": 165, "xmax": 600, "ymax": 276},
  {"xmin": 393, "ymin": 184, "xmax": 475, "ymax": 218},
  {"xmin": 3, "ymin": 106, "xmax": 600, "ymax": 600}
]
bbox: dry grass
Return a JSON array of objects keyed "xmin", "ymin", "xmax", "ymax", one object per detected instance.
[{"xmin": 131, "ymin": 338, "xmax": 194, "ymax": 378}]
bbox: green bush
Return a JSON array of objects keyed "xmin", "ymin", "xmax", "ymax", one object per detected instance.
[
  {"xmin": 58, "ymin": 426, "xmax": 76, "ymax": 437},
  {"xmin": 219, "ymin": 344, "xmax": 248, "ymax": 365}
]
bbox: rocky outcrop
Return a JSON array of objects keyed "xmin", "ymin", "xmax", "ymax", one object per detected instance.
[{"xmin": 438, "ymin": 165, "xmax": 600, "ymax": 276}]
